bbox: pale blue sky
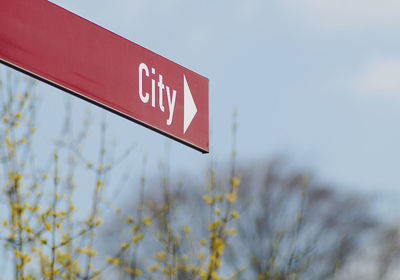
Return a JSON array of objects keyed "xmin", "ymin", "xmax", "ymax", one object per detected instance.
[{"xmin": 36, "ymin": 0, "xmax": 400, "ymax": 211}]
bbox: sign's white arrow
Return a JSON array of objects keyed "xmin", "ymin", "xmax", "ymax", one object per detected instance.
[{"xmin": 183, "ymin": 75, "xmax": 197, "ymax": 134}]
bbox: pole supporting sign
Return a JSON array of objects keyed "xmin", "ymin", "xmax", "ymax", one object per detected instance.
[{"xmin": 0, "ymin": 0, "xmax": 209, "ymax": 153}]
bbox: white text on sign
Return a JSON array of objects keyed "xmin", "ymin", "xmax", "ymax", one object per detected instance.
[{"xmin": 138, "ymin": 62, "xmax": 176, "ymax": 126}]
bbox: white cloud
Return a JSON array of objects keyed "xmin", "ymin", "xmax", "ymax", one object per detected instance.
[
  {"xmin": 281, "ymin": 0, "xmax": 400, "ymax": 28},
  {"xmin": 355, "ymin": 57, "xmax": 400, "ymax": 96}
]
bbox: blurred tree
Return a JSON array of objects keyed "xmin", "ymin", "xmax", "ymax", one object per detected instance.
[
  {"xmin": 234, "ymin": 158, "xmax": 377, "ymax": 279},
  {"xmin": 336, "ymin": 222, "xmax": 400, "ymax": 280},
  {"xmin": 101, "ymin": 157, "xmax": 377, "ymax": 280}
]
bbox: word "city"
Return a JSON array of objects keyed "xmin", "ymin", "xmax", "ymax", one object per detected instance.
[{"xmin": 138, "ymin": 62, "xmax": 176, "ymax": 126}]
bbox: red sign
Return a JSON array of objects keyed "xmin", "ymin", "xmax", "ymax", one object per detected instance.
[{"xmin": 0, "ymin": 0, "xmax": 209, "ymax": 153}]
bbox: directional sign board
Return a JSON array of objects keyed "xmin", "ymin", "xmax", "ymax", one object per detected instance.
[{"xmin": 0, "ymin": 0, "xmax": 209, "ymax": 153}]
